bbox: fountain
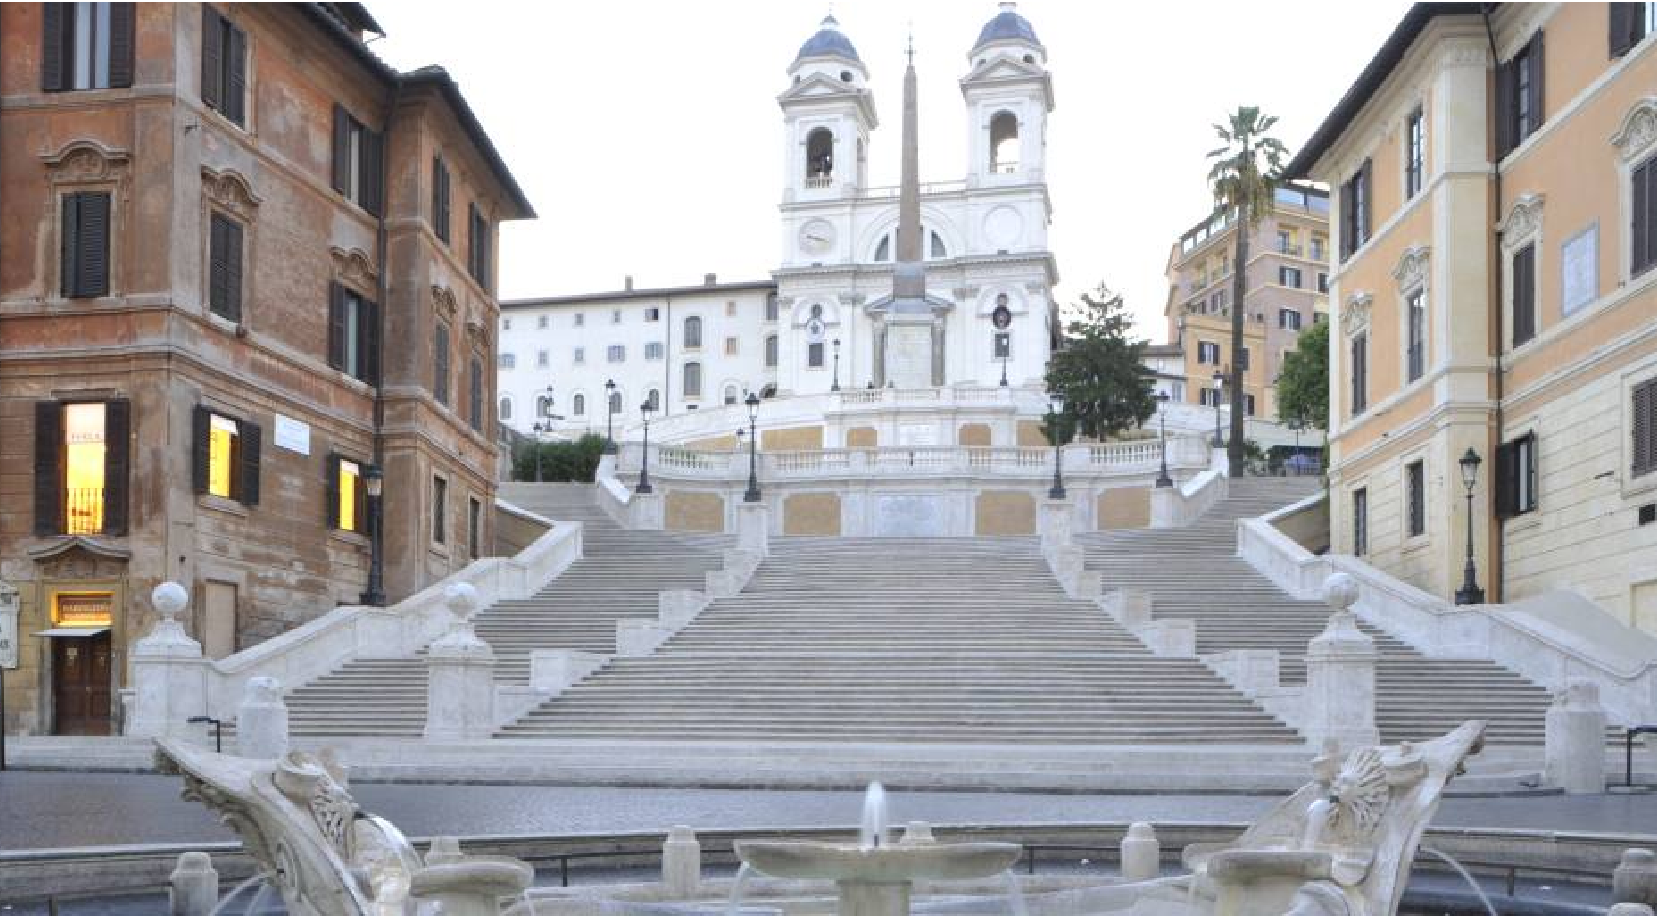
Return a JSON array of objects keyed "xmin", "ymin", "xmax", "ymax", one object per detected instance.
[{"xmin": 733, "ymin": 782, "xmax": 1024, "ymax": 915}]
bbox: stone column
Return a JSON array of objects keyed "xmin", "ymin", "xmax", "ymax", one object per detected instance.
[
  {"xmin": 169, "ymin": 851, "xmax": 219, "ymax": 916},
  {"xmin": 127, "ymin": 583, "xmax": 210, "ymax": 738},
  {"xmin": 662, "ymin": 825, "xmax": 701, "ymax": 899},
  {"xmin": 1546, "ymin": 680, "xmax": 1608, "ymax": 794},
  {"xmin": 736, "ymin": 501, "xmax": 770, "ymax": 556},
  {"xmin": 1119, "ymin": 822, "xmax": 1160, "ymax": 882},
  {"xmin": 235, "ymin": 676, "xmax": 288, "ymax": 759},
  {"xmin": 1302, "ymin": 573, "xmax": 1379, "ymax": 752},
  {"xmin": 424, "ymin": 583, "xmax": 496, "ymax": 742}
]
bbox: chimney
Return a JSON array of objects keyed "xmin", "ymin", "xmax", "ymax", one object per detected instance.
[
  {"xmin": 703, "ymin": 273, "xmax": 717, "ymax": 286},
  {"xmin": 624, "ymin": 275, "xmax": 634, "ymax": 291}
]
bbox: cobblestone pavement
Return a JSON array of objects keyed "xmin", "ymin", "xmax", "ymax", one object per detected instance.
[{"xmin": 3, "ymin": 771, "xmax": 1656, "ymax": 851}]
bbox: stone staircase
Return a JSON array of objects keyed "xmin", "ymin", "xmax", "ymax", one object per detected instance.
[
  {"xmin": 276, "ymin": 483, "xmax": 729, "ymax": 738},
  {"xmin": 1075, "ymin": 477, "xmax": 1559, "ymax": 746},
  {"xmin": 500, "ymin": 537, "xmax": 1302, "ymax": 744}
]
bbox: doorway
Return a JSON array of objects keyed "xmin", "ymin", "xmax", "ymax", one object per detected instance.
[{"xmin": 52, "ymin": 630, "xmax": 112, "ymax": 735}]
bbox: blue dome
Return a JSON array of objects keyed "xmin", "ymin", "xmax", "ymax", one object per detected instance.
[
  {"xmin": 795, "ymin": 14, "xmax": 861, "ymax": 64},
  {"xmin": 973, "ymin": 3, "xmax": 1041, "ymax": 50}
]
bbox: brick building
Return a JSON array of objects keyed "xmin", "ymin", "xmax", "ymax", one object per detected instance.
[{"xmin": 0, "ymin": 2, "xmax": 533, "ymax": 735}]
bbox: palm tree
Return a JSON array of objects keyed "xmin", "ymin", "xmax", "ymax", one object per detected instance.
[{"xmin": 1207, "ymin": 107, "xmax": 1288, "ymax": 478}]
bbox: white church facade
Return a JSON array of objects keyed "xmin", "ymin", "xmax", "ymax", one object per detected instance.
[{"xmin": 499, "ymin": 4, "xmax": 1059, "ymax": 436}]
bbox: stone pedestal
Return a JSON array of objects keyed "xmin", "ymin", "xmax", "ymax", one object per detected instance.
[
  {"xmin": 1546, "ymin": 680, "xmax": 1609, "ymax": 794},
  {"xmin": 737, "ymin": 502, "xmax": 770, "ymax": 557},
  {"xmin": 1149, "ymin": 486, "xmax": 1182, "ymax": 529},
  {"xmin": 1039, "ymin": 499, "xmax": 1073, "ymax": 552},
  {"xmin": 1302, "ymin": 574, "xmax": 1379, "ymax": 752},
  {"xmin": 128, "ymin": 583, "xmax": 210, "ymax": 738},
  {"xmin": 662, "ymin": 825, "xmax": 701, "ymax": 898},
  {"xmin": 235, "ymin": 676, "xmax": 288, "ymax": 759},
  {"xmin": 169, "ymin": 851, "xmax": 219, "ymax": 916},
  {"xmin": 1119, "ymin": 822, "xmax": 1160, "ymax": 882},
  {"xmin": 629, "ymin": 491, "xmax": 664, "ymax": 530},
  {"xmin": 424, "ymin": 584, "xmax": 496, "ymax": 742},
  {"xmin": 1616, "ymin": 849, "xmax": 1657, "ymax": 907}
]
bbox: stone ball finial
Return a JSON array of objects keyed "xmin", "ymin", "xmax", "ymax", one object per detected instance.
[
  {"xmin": 1321, "ymin": 573, "xmax": 1359, "ymax": 612},
  {"xmin": 152, "ymin": 581, "xmax": 189, "ymax": 621},
  {"xmin": 444, "ymin": 582, "xmax": 480, "ymax": 621}
]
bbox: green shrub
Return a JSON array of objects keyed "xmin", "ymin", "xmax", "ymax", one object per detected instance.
[{"xmin": 513, "ymin": 434, "xmax": 607, "ymax": 482}]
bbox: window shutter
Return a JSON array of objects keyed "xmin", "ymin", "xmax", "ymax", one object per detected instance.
[
  {"xmin": 361, "ymin": 128, "xmax": 383, "ymax": 216},
  {"xmin": 60, "ymin": 192, "xmax": 79, "ymax": 297},
  {"xmin": 1637, "ymin": 162, "xmax": 1652, "ymax": 277},
  {"xmin": 1523, "ymin": 434, "xmax": 1539, "ymax": 513},
  {"xmin": 1494, "ymin": 440, "xmax": 1517, "ymax": 518},
  {"xmin": 433, "ymin": 157, "xmax": 450, "ymax": 242},
  {"xmin": 42, "ymin": 3, "xmax": 66, "ymax": 91},
  {"xmin": 1646, "ymin": 158, "xmax": 1657, "ymax": 276},
  {"xmin": 470, "ymin": 357, "xmax": 483, "ymax": 430},
  {"xmin": 1495, "ymin": 57, "xmax": 1516, "ymax": 157},
  {"xmin": 1513, "ymin": 243, "xmax": 1536, "ymax": 345},
  {"xmin": 108, "ymin": 3, "xmax": 135, "ymax": 88},
  {"xmin": 325, "ymin": 454, "xmax": 341, "ymax": 527},
  {"xmin": 1359, "ymin": 159, "xmax": 1373, "ymax": 243},
  {"xmin": 467, "ymin": 202, "xmax": 479, "ymax": 276},
  {"xmin": 331, "ymin": 105, "xmax": 350, "ymax": 193},
  {"xmin": 76, "ymin": 193, "xmax": 110, "ymax": 298},
  {"xmin": 225, "ymin": 22, "xmax": 246, "ymax": 126},
  {"xmin": 224, "ymin": 218, "xmax": 243, "ymax": 322},
  {"xmin": 201, "ymin": 6, "xmax": 223, "ymax": 110},
  {"xmin": 192, "ymin": 404, "xmax": 211, "ymax": 494},
  {"xmin": 1635, "ymin": 379, "xmax": 1656, "ymax": 476},
  {"xmin": 1612, "ymin": 3, "xmax": 1640, "ymax": 57},
  {"xmin": 33, "ymin": 401, "xmax": 63, "ymax": 536},
  {"xmin": 209, "ymin": 214, "xmax": 229, "ymax": 317},
  {"xmin": 1529, "ymin": 31, "xmax": 1546, "ymax": 135},
  {"xmin": 362, "ymin": 298, "xmax": 381, "ymax": 386},
  {"xmin": 238, "ymin": 419, "xmax": 261, "ymax": 506},
  {"xmin": 102, "ymin": 399, "xmax": 130, "ymax": 535},
  {"xmin": 434, "ymin": 325, "xmax": 450, "ymax": 405},
  {"xmin": 1339, "ymin": 178, "xmax": 1354, "ymax": 260},
  {"xmin": 327, "ymin": 282, "xmax": 346, "ymax": 370}
]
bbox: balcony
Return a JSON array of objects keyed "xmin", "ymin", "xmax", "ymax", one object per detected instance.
[
  {"xmin": 804, "ymin": 176, "xmax": 833, "ymax": 189},
  {"xmin": 66, "ymin": 487, "xmax": 104, "ymax": 535},
  {"xmin": 992, "ymin": 161, "xmax": 1019, "ymax": 174},
  {"xmin": 1276, "ymin": 243, "xmax": 1304, "ymax": 257}
]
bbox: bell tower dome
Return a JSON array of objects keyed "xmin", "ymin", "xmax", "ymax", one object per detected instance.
[
  {"xmin": 780, "ymin": 14, "xmax": 878, "ymax": 202},
  {"xmin": 961, "ymin": 2, "xmax": 1053, "ymax": 185}
]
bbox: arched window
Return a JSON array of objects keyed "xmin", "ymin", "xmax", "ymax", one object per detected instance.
[
  {"xmin": 805, "ymin": 128, "xmax": 833, "ymax": 183},
  {"xmin": 572, "ymin": 393, "xmax": 586, "ymax": 416},
  {"xmin": 990, "ymin": 111, "xmax": 1019, "ymax": 173},
  {"xmin": 724, "ymin": 384, "xmax": 739, "ymax": 405},
  {"xmin": 930, "ymin": 230, "xmax": 947, "ymax": 259},
  {"xmin": 874, "ymin": 236, "xmax": 890, "ymax": 262},
  {"xmin": 873, "ymin": 228, "xmax": 946, "ymax": 262},
  {"xmin": 499, "ymin": 397, "xmax": 512, "ymax": 420},
  {"xmin": 684, "ymin": 315, "xmax": 702, "ymax": 348},
  {"xmin": 646, "ymin": 388, "xmax": 660, "ymax": 411},
  {"xmin": 683, "ymin": 362, "xmax": 702, "ymax": 398},
  {"xmin": 536, "ymin": 395, "xmax": 552, "ymax": 417},
  {"xmin": 765, "ymin": 334, "xmax": 779, "ymax": 368},
  {"xmin": 608, "ymin": 391, "xmax": 622, "ymax": 415}
]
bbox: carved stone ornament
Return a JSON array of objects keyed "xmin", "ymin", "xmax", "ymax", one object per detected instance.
[
  {"xmin": 201, "ymin": 166, "xmax": 262, "ymax": 219},
  {"xmin": 330, "ymin": 247, "xmax": 377, "ymax": 291},
  {"xmin": 1343, "ymin": 291, "xmax": 1373, "ymax": 335},
  {"xmin": 431, "ymin": 284, "xmax": 458, "ymax": 319},
  {"xmin": 41, "ymin": 139, "xmax": 130, "ymax": 183},
  {"xmin": 1611, "ymin": 97, "xmax": 1657, "ymax": 162},
  {"xmin": 1499, "ymin": 193, "xmax": 1545, "ymax": 241},
  {"xmin": 1390, "ymin": 244, "xmax": 1431, "ymax": 291}
]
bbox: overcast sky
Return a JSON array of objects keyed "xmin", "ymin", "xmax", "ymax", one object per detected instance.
[{"xmin": 367, "ymin": 1, "xmax": 1408, "ymax": 339}]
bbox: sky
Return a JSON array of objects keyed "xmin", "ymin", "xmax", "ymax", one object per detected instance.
[{"xmin": 366, "ymin": 1, "xmax": 1409, "ymax": 340}]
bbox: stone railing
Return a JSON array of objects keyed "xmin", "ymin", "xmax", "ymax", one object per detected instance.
[
  {"xmin": 1150, "ymin": 444, "xmax": 1228, "ymax": 528},
  {"xmin": 1238, "ymin": 495, "xmax": 1657, "ymax": 726},
  {"xmin": 125, "ymin": 504, "xmax": 584, "ymax": 735}
]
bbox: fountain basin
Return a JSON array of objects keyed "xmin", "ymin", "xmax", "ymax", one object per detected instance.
[{"xmin": 734, "ymin": 840, "xmax": 1022, "ymax": 883}]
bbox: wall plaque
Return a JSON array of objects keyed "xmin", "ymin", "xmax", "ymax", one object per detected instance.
[{"xmin": 273, "ymin": 414, "xmax": 311, "ymax": 455}]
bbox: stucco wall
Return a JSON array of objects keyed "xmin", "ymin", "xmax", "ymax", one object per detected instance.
[
  {"xmin": 846, "ymin": 426, "xmax": 878, "ymax": 448},
  {"xmin": 665, "ymin": 491, "xmax": 725, "ymax": 533},
  {"xmin": 783, "ymin": 493, "xmax": 842, "ymax": 536},
  {"xmin": 975, "ymin": 490, "xmax": 1036, "ymax": 535},
  {"xmin": 958, "ymin": 423, "xmax": 991, "ymax": 446},
  {"xmin": 1097, "ymin": 486, "xmax": 1151, "ymax": 530},
  {"xmin": 762, "ymin": 425, "xmax": 825, "ymax": 451}
]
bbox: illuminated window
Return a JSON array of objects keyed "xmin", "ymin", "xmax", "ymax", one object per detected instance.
[
  {"xmin": 338, "ymin": 458, "xmax": 360, "ymax": 533},
  {"xmin": 192, "ymin": 407, "xmax": 260, "ymax": 504},
  {"xmin": 53, "ymin": 591, "xmax": 113, "ymax": 627},
  {"xmin": 64, "ymin": 403, "xmax": 107, "ymax": 534},
  {"xmin": 207, "ymin": 413, "xmax": 238, "ymax": 498}
]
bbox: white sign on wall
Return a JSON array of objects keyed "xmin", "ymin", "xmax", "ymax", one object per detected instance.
[
  {"xmin": 0, "ymin": 580, "xmax": 20, "ymax": 670},
  {"xmin": 273, "ymin": 414, "xmax": 311, "ymax": 455},
  {"xmin": 1560, "ymin": 224, "xmax": 1598, "ymax": 316}
]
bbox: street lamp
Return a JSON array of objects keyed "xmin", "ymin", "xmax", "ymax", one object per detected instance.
[
  {"xmin": 1454, "ymin": 447, "xmax": 1486, "ymax": 605},
  {"xmin": 1211, "ymin": 370, "xmax": 1225, "ymax": 448},
  {"xmin": 359, "ymin": 463, "xmax": 385, "ymax": 606},
  {"xmin": 636, "ymin": 400, "xmax": 655, "ymax": 494},
  {"xmin": 531, "ymin": 422, "xmax": 547, "ymax": 481},
  {"xmin": 603, "ymin": 378, "xmax": 618, "ymax": 454},
  {"xmin": 831, "ymin": 338, "xmax": 842, "ymax": 392},
  {"xmin": 1047, "ymin": 390, "xmax": 1067, "ymax": 500},
  {"xmin": 999, "ymin": 345, "xmax": 1010, "ymax": 388},
  {"xmin": 742, "ymin": 391, "xmax": 762, "ymax": 503},
  {"xmin": 1155, "ymin": 392, "xmax": 1173, "ymax": 488}
]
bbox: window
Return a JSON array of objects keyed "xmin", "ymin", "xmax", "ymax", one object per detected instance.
[
  {"xmin": 1311, "ymin": 236, "xmax": 1327, "ymax": 261},
  {"xmin": 1353, "ymin": 488, "xmax": 1369, "ymax": 555},
  {"xmin": 468, "ymin": 358, "xmax": 483, "ymax": 432},
  {"xmin": 725, "ymin": 301, "xmax": 737, "ymax": 317},
  {"xmin": 608, "ymin": 344, "xmax": 625, "ymax": 363},
  {"xmin": 498, "ymin": 352, "xmax": 515, "ymax": 370},
  {"xmin": 573, "ymin": 313, "xmax": 584, "ymax": 327},
  {"xmin": 433, "ymin": 322, "xmax": 451, "ymax": 406},
  {"xmin": 537, "ymin": 314, "xmax": 548, "ymax": 330},
  {"xmin": 990, "ymin": 110, "xmax": 1019, "ymax": 173},
  {"xmin": 1197, "ymin": 341, "xmax": 1220, "ymax": 364},
  {"xmin": 60, "ymin": 191, "xmax": 111, "ymax": 298},
  {"xmin": 536, "ymin": 394, "xmax": 553, "ymax": 417},
  {"xmin": 42, "ymin": 3, "xmax": 134, "ymax": 92},
  {"xmin": 724, "ymin": 385, "xmax": 739, "ymax": 406},
  {"xmin": 1279, "ymin": 266, "xmax": 1302, "ymax": 288},
  {"xmin": 874, "ymin": 236, "xmax": 891, "ymax": 262},
  {"xmin": 608, "ymin": 391, "xmax": 622, "ymax": 415},
  {"xmin": 1406, "ymin": 289, "xmax": 1426, "ymax": 383},
  {"xmin": 502, "ymin": 317, "xmax": 511, "ymax": 331},
  {"xmin": 930, "ymin": 230, "xmax": 948, "ymax": 259},
  {"xmin": 1405, "ymin": 107, "xmax": 1425, "ymax": 199},
  {"xmin": 467, "ymin": 203, "xmax": 491, "ymax": 289},
  {"xmin": 192, "ymin": 407, "xmax": 260, "ymax": 504},
  {"xmin": 1510, "ymin": 242, "xmax": 1536, "ymax": 346},
  {"xmin": 1496, "ymin": 433, "xmax": 1539, "ymax": 518},
  {"xmin": 993, "ymin": 331, "xmax": 1012, "ymax": 359},
  {"xmin": 764, "ymin": 335, "xmax": 778, "ymax": 368},
  {"xmin": 208, "ymin": 213, "xmax": 244, "ymax": 322},
  {"xmin": 765, "ymin": 294, "xmax": 779, "ymax": 321},
  {"xmin": 200, "ymin": 7, "xmax": 247, "ymax": 126},
  {"xmin": 644, "ymin": 342, "xmax": 664, "ymax": 361},
  {"xmin": 1279, "ymin": 309, "xmax": 1302, "ymax": 331},
  {"xmin": 468, "ymin": 497, "xmax": 482, "ymax": 559},
  {"xmin": 683, "ymin": 362, "xmax": 702, "ymax": 398},
  {"xmin": 431, "ymin": 475, "xmax": 447, "ymax": 544},
  {"xmin": 327, "ymin": 283, "xmax": 379, "ymax": 385},
  {"xmin": 1245, "ymin": 394, "xmax": 1257, "ymax": 417},
  {"xmin": 572, "ymin": 347, "xmax": 587, "ymax": 365},
  {"xmin": 1238, "ymin": 347, "xmax": 1250, "ymax": 371},
  {"xmin": 808, "ymin": 342, "xmax": 825, "ymax": 368},
  {"xmin": 1405, "ymin": 460, "xmax": 1426, "ymax": 536},
  {"xmin": 1350, "ymin": 332, "xmax": 1368, "ymax": 415},
  {"xmin": 684, "ymin": 315, "xmax": 702, "ymax": 348},
  {"xmin": 1634, "ymin": 377, "xmax": 1657, "ymax": 477},
  {"xmin": 328, "ymin": 455, "xmax": 366, "ymax": 534},
  {"xmin": 611, "ymin": 309, "xmax": 622, "ymax": 324},
  {"xmin": 1277, "ymin": 229, "xmax": 1295, "ymax": 255},
  {"xmin": 645, "ymin": 307, "xmax": 660, "ymax": 322},
  {"xmin": 1497, "ymin": 33, "xmax": 1545, "ymax": 157},
  {"xmin": 537, "ymin": 349, "xmax": 549, "ymax": 368},
  {"xmin": 1317, "ymin": 272, "xmax": 1329, "ymax": 294},
  {"xmin": 725, "ymin": 337, "xmax": 739, "ymax": 356},
  {"xmin": 431, "ymin": 156, "xmax": 451, "ymax": 244},
  {"xmin": 1611, "ymin": 2, "xmax": 1655, "ymax": 56},
  {"xmin": 499, "ymin": 397, "xmax": 512, "ymax": 421},
  {"xmin": 36, "ymin": 400, "xmax": 129, "ymax": 536},
  {"xmin": 331, "ymin": 106, "xmax": 382, "ymax": 214},
  {"xmin": 805, "ymin": 127, "xmax": 833, "ymax": 181},
  {"xmin": 572, "ymin": 393, "xmax": 586, "ymax": 416},
  {"xmin": 1199, "ymin": 388, "xmax": 1221, "ymax": 408},
  {"xmin": 1339, "ymin": 159, "xmax": 1372, "ymax": 261},
  {"xmin": 646, "ymin": 389, "xmax": 660, "ymax": 411}
]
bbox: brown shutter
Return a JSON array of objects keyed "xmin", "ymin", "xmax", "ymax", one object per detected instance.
[
  {"xmin": 108, "ymin": 2, "xmax": 135, "ymax": 88},
  {"xmin": 331, "ymin": 105, "xmax": 350, "ymax": 193},
  {"xmin": 224, "ymin": 218, "xmax": 243, "ymax": 322},
  {"xmin": 362, "ymin": 298, "xmax": 381, "ymax": 386},
  {"xmin": 361, "ymin": 127, "xmax": 383, "ymax": 216},
  {"xmin": 192, "ymin": 404, "xmax": 211, "ymax": 494},
  {"xmin": 327, "ymin": 282, "xmax": 346, "ymax": 370},
  {"xmin": 77, "ymin": 192, "xmax": 110, "ymax": 297},
  {"xmin": 1494, "ymin": 440, "xmax": 1516, "ymax": 518},
  {"xmin": 434, "ymin": 325, "xmax": 450, "ymax": 405},
  {"xmin": 238, "ymin": 419, "xmax": 261, "ymax": 506},
  {"xmin": 1637, "ymin": 162, "xmax": 1652, "ymax": 277},
  {"xmin": 60, "ymin": 192, "xmax": 79, "ymax": 297},
  {"xmin": 1495, "ymin": 57, "xmax": 1515, "ymax": 157},
  {"xmin": 42, "ymin": 3, "xmax": 66, "ymax": 91},
  {"xmin": 467, "ymin": 202, "xmax": 478, "ymax": 277},
  {"xmin": 208, "ymin": 214, "xmax": 229, "ymax": 316},
  {"xmin": 1529, "ymin": 31, "xmax": 1546, "ymax": 134},
  {"xmin": 469, "ymin": 357, "xmax": 483, "ymax": 430},
  {"xmin": 34, "ymin": 401, "xmax": 64, "ymax": 536},
  {"xmin": 201, "ymin": 5, "xmax": 223, "ymax": 110},
  {"xmin": 1611, "ymin": 3, "xmax": 1640, "ymax": 57},
  {"xmin": 1359, "ymin": 159, "xmax": 1372, "ymax": 244},
  {"xmin": 1339, "ymin": 177, "xmax": 1354, "ymax": 260},
  {"xmin": 1636, "ymin": 380, "xmax": 1656, "ymax": 476},
  {"xmin": 1513, "ymin": 244, "xmax": 1536, "ymax": 345},
  {"xmin": 102, "ymin": 399, "xmax": 130, "ymax": 535},
  {"xmin": 325, "ymin": 453, "xmax": 341, "ymax": 527},
  {"xmin": 225, "ymin": 21, "xmax": 246, "ymax": 126}
]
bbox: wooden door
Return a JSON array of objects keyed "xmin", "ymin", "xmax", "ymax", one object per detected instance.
[{"xmin": 52, "ymin": 632, "xmax": 112, "ymax": 735}]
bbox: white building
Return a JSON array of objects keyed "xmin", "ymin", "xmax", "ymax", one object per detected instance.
[{"xmin": 498, "ymin": 3, "xmax": 1059, "ymax": 436}]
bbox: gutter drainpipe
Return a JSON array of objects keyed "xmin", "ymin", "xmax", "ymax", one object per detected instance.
[
  {"xmin": 362, "ymin": 76, "xmax": 402, "ymax": 607},
  {"xmin": 1482, "ymin": 4, "xmax": 1506, "ymax": 602}
]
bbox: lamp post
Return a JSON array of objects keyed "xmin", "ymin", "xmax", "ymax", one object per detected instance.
[
  {"xmin": 831, "ymin": 338, "xmax": 842, "ymax": 392},
  {"xmin": 1211, "ymin": 370, "xmax": 1225, "ymax": 448},
  {"xmin": 999, "ymin": 347, "xmax": 1010, "ymax": 387},
  {"xmin": 531, "ymin": 422, "xmax": 546, "ymax": 481},
  {"xmin": 1155, "ymin": 392, "xmax": 1173, "ymax": 488},
  {"xmin": 602, "ymin": 379, "xmax": 618, "ymax": 454},
  {"xmin": 360, "ymin": 463, "xmax": 386, "ymax": 606},
  {"xmin": 742, "ymin": 392, "xmax": 762, "ymax": 503},
  {"xmin": 637, "ymin": 400, "xmax": 655, "ymax": 494},
  {"xmin": 1047, "ymin": 390, "xmax": 1067, "ymax": 500},
  {"xmin": 1454, "ymin": 447, "xmax": 1486, "ymax": 605}
]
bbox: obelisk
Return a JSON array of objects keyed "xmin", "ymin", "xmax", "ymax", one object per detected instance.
[{"xmin": 879, "ymin": 36, "xmax": 943, "ymax": 389}]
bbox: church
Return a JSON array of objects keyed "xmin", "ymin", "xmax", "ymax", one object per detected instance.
[{"xmin": 498, "ymin": 3, "xmax": 1060, "ymax": 432}]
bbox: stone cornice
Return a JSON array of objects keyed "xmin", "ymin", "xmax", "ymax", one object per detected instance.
[
  {"xmin": 1497, "ymin": 193, "xmax": 1545, "ymax": 241},
  {"xmin": 1611, "ymin": 97, "xmax": 1657, "ymax": 162},
  {"xmin": 1391, "ymin": 245, "xmax": 1431, "ymax": 291}
]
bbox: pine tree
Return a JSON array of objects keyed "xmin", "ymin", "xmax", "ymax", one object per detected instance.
[{"xmin": 1044, "ymin": 284, "xmax": 1157, "ymax": 441}]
